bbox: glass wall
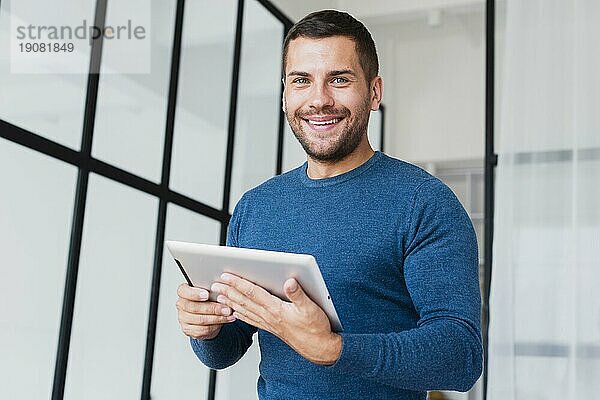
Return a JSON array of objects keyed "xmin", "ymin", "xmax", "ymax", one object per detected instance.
[
  {"xmin": 152, "ymin": 204, "xmax": 220, "ymax": 399},
  {"xmin": 229, "ymin": 0, "xmax": 283, "ymax": 211},
  {"xmin": 169, "ymin": 0, "xmax": 238, "ymax": 209},
  {"xmin": 65, "ymin": 174, "xmax": 158, "ymax": 399},
  {"xmin": 0, "ymin": 140, "xmax": 77, "ymax": 399},
  {"xmin": 487, "ymin": 1, "xmax": 600, "ymax": 399},
  {"xmin": 0, "ymin": 0, "xmax": 94, "ymax": 149},
  {"xmin": 91, "ymin": 0, "xmax": 177, "ymax": 182}
]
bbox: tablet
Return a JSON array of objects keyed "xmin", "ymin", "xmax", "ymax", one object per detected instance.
[{"xmin": 165, "ymin": 240, "xmax": 343, "ymax": 332}]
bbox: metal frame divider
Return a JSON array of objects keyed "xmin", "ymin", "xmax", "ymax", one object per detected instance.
[
  {"xmin": 51, "ymin": 0, "xmax": 107, "ymax": 398},
  {"xmin": 0, "ymin": 121, "xmax": 225, "ymax": 222},
  {"xmin": 275, "ymin": 85, "xmax": 286, "ymax": 175},
  {"xmin": 220, "ymin": 0, "xmax": 246, "ymax": 245},
  {"xmin": 140, "ymin": 0, "xmax": 187, "ymax": 399},
  {"xmin": 256, "ymin": 0, "xmax": 293, "ymax": 28},
  {"xmin": 276, "ymin": 25, "xmax": 292, "ymax": 175},
  {"xmin": 483, "ymin": 0, "xmax": 497, "ymax": 399}
]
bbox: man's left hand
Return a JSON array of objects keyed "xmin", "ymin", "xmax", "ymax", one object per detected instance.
[{"xmin": 210, "ymin": 273, "xmax": 342, "ymax": 365}]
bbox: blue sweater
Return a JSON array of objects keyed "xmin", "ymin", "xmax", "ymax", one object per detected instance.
[{"xmin": 191, "ymin": 151, "xmax": 483, "ymax": 399}]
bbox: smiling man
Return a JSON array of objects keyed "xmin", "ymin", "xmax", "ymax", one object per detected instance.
[{"xmin": 176, "ymin": 10, "xmax": 483, "ymax": 400}]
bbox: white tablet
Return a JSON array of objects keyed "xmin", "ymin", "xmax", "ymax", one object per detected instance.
[{"xmin": 165, "ymin": 240, "xmax": 343, "ymax": 332}]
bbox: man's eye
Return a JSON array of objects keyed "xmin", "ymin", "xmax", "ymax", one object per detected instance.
[
  {"xmin": 293, "ymin": 78, "xmax": 309, "ymax": 84},
  {"xmin": 332, "ymin": 77, "xmax": 349, "ymax": 84}
]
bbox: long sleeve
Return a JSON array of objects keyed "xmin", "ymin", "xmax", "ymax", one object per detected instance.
[
  {"xmin": 189, "ymin": 194, "xmax": 258, "ymax": 369},
  {"xmin": 325, "ymin": 178, "xmax": 483, "ymax": 391},
  {"xmin": 191, "ymin": 320, "xmax": 257, "ymax": 370}
]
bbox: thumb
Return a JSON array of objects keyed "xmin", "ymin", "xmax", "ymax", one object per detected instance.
[{"xmin": 284, "ymin": 278, "xmax": 310, "ymax": 307}]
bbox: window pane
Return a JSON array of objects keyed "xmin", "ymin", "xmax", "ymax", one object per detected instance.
[
  {"xmin": 0, "ymin": 0, "xmax": 94, "ymax": 149},
  {"xmin": 214, "ymin": 341, "xmax": 260, "ymax": 400},
  {"xmin": 229, "ymin": 0, "xmax": 283, "ymax": 211},
  {"xmin": 576, "ymin": 358, "xmax": 600, "ymax": 398},
  {"xmin": 91, "ymin": 0, "xmax": 176, "ymax": 182},
  {"xmin": 151, "ymin": 203, "xmax": 220, "ymax": 399},
  {"xmin": 169, "ymin": 0, "xmax": 237, "ymax": 209},
  {"xmin": 578, "ymin": 159, "xmax": 600, "ymax": 225},
  {"xmin": 473, "ymin": 219, "xmax": 484, "ymax": 265},
  {"xmin": 441, "ymin": 174, "xmax": 469, "ymax": 210},
  {"xmin": 0, "ymin": 139, "xmax": 77, "ymax": 399},
  {"xmin": 64, "ymin": 174, "xmax": 158, "ymax": 400},
  {"xmin": 471, "ymin": 172, "xmax": 484, "ymax": 215},
  {"xmin": 368, "ymin": 109, "xmax": 382, "ymax": 151},
  {"xmin": 515, "ymin": 356, "xmax": 569, "ymax": 399},
  {"xmin": 282, "ymin": 120, "xmax": 306, "ymax": 173}
]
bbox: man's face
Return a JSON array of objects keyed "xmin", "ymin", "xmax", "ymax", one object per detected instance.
[{"xmin": 283, "ymin": 36, "xmax": 381, "ymax": 162}]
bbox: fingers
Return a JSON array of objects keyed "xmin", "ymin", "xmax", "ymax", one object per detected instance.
[
  {"xmin": 176, "ymin": 283, "xmax": 236, "ymax": 329},
  {"xmin": 283, "ymin": 278, "xmax": 313, "ymax": 307},
  {"xmin": 220, "ymin": 274, "xmax": 275, "ymax": 303},
  {"xmin": 176, "ymin": 297, "xmax": 232, "ymax": 316},
  {"xmin": 211, "ymin": 278, "xmax": 283, "ymax": 333},
  {"xmin": 176, "ymin": 295, "xmax": 236, "ymax": 340},
  {"xmin": 178, "ymin": 309, "xmax": 236, "ymax": 326},
  {"xmin": 180, "ymin": 323, "xmax": 222, "ymax": 340},
  {"xmin": 211, "ymin": 282, "xmax": 267, "ymax": 317},
  {"xmin": 176, "ymin": 283, "xmax": 240, "ymax": 341},
  {"xmin": 215, "ymin": 293, "xmax": 265, "ymax": 323},
  {"xmin": 232, "ymin": 309, "xmax": 264, "ymax": 330},
  {"xmin": 177, "ymin": 283, "xmax": 209, "ymax": 301},
  {"xmin": 216, "ymin": 273, "xmax": 280, "ymax": 308}
]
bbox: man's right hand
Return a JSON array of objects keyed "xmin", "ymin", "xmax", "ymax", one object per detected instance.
[{"xmin": 176, "ymin": 283, "xmax": 236, "ymax": 340}]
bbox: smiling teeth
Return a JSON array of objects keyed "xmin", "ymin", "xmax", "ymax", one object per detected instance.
[{"xmin": 309, "ymin": 119, "xmax": 339, "ymax": 125}]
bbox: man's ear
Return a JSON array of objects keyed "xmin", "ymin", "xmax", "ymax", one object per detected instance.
[{"xmin": 370, "ymin": 76, "xmax": 383, "ymax": 111}]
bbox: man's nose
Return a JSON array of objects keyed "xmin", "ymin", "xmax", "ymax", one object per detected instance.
[{"xmin": 307, "ymin": 82, "xmax": 335, "ymax": 110}]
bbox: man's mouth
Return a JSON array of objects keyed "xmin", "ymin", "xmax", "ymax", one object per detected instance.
[
  {"xmin": 308, "ymin": 118, "xmax": 340, "ymax": 125},
  {"xmin": 302, "ymin": 116, "xmax": 344, "ymax": 131}
]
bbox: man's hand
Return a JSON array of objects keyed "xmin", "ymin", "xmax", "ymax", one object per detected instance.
[
  {"xmin": 176, "ymin": 283, "xmax": 237, "ymax": 340},
  {"xmin": 210, "ymin": 273, "xmax": 342, "ymax": 365}
]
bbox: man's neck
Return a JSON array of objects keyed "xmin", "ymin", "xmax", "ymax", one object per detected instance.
[{"xmin": 306, "ymin": 142, "xmax": 375, "ymax": 179}]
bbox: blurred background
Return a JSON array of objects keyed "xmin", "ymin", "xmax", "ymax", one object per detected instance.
[{"xmin": 0, "ymin": 0, "xmax": 598, "ymax": 399}]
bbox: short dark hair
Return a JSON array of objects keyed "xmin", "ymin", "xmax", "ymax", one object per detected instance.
[{"xmin": 282, "ymin": 10, "xmax": 379, "ymax": 83}]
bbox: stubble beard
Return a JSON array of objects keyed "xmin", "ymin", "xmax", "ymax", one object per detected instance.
[{"xmin": 286, "ymin": 98, "xmax": 372, "ymax": 163}]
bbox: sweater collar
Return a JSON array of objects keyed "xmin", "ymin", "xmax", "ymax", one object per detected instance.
[{"xmin": 299, "ymin": 151, "xmax": 383, "ymax": 188}]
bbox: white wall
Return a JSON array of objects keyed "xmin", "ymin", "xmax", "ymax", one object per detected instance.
[
  {"xmin": 371, "ymin": 10, "xmax": 485, "ymax": 164},
  {"xmin": 268, "ymin": 0, "xmax": 337, "ymax": 22}
]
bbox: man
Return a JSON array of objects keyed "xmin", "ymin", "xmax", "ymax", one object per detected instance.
[{"xmin": 176, "ymin": 10, "xmax": 482, "ymax": 399}]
